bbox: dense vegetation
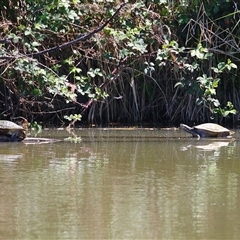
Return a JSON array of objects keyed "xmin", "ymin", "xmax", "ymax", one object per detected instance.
[{"xmin": 0, "ymin": 0, "xmax": 239, "ymax": 127}]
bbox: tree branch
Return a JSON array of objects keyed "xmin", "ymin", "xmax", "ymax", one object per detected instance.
[{"xmin": 0, "ymin": 2, "xmax": 126, "ymax": 60}]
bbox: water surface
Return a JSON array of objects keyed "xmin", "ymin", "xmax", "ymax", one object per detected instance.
[{"xmin": 0, "ymin": 128, "xmax": 239, "ymax": 239}]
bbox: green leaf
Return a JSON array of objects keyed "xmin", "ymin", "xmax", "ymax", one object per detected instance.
[
  {"xmin": 212, "ymin": 78, "xmax": 220, "ymax": 88},
  {"xmin": 212, "ymin": 99, "xmax": 220, "ymax": 107},
  {"xmin": 127, "ymin": 38, "xmax": 147, "ymax": 53},
  {"xmin": 24, "ymin": 29, "xmax": 32, "ymax": 36},
  {"xmin": 230, "ymin": 63, "xmax": 237, "ymax": 69},
  {"xmin": 31, "ymin": 41, "xmax": 41, "ymax": 47}
]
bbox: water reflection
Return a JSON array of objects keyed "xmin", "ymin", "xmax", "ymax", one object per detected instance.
[
  {"xmin": 0, "ymin": 129, "xmax": 239, "ymax": 239},
  {"xmin": 180, "ymin": 139, "xmax": 236, "ymax": 162}
]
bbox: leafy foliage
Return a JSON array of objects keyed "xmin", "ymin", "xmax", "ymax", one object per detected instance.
[{"xmin": 0, "ymin": 0, "xmax": 239, "ymax": 126}]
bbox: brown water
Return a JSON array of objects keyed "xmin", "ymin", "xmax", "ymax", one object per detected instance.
[{"xmin": 0, "ymin": 128, "xmax": 240, "ymax": 239}]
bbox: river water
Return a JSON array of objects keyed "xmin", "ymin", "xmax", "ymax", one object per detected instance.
[{"xmin": 0, "ymin": 127, "xmax": 240, "ymax": 239}]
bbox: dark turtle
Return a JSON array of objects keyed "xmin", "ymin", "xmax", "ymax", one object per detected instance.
[
  {"xmin": 0, "ymin": 120, "xmax": 26, "ymax": 142},
  {"xmin": 180, "ymin": 123, "xmax": 233, "ymax": 138}
]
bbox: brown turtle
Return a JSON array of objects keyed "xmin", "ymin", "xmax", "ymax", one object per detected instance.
[
  {"xmin": 0, "ymin": 120, "xmax": 26, "ymax": 142},
  {"xmin": 180, "ymin": 123, "xmax": 233, "ymax": 139}
]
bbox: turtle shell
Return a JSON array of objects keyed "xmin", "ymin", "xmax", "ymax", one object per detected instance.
[
  {"xmin": 194, "ymin": 123, "xmax": 230, "ymax": 133},
  {"xmin": 193, "ymin": 123, "xmax": 233, "ymax": 138},
  {"xmin": 0, "ymin": 120, "xmax": 24, "ymax": 130},
  {"xmin": 0, "ymin": 120, "xmax": 26, "ymax": 141}
]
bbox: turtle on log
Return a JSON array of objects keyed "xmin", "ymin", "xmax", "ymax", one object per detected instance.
[
  {"xmin": 0, "ymin": 120, "xmax": 26, "ymax": 142},
  {"xmin": 180, "ymin": 123, "xmax": 234, "ymax": 139}
]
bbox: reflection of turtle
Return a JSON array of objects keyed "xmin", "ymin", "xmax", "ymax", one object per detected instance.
[
  {"xmin": 180, "ymin": 123, "xmax": 233, "ymax": 138},
  {"xmin": 0, "ymin": 120, "xmax": 26, "ymax": 142}
]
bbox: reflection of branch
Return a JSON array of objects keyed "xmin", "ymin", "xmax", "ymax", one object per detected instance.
[
  {"xmin": 65, "ymin": 127, "xmax": 78, "ymax": 138},
  {"xmin": 0, "ymin": 2, "xmax": 126, "ymax": 60}
]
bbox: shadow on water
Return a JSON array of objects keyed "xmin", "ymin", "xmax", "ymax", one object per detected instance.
[{"xmin": 0, "ymin": 128, "xmax": 240, "ymax": 239}]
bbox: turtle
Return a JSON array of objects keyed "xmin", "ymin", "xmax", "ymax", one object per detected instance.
[
  {"xmin": 180, "ymin": 123, "xmax": 233, "ymax": 139},
  {"xmin": 0, "ymin": 120, "xmax": 26, "ymax": 142}
]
